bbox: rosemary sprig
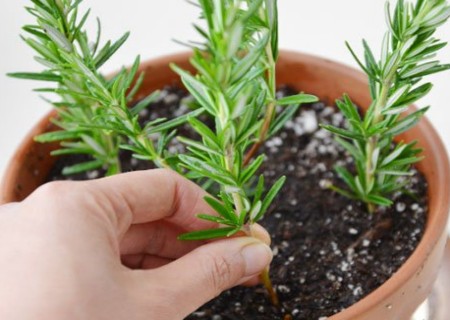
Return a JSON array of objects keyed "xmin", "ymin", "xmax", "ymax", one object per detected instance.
[
  {"xmin": 174, "ymin": 0, "xmax": 316, "ymax": 240},
  {"xmin": 323, "ymin": 0, "xmax": 450, "ymax": 212},
  {"xmin": 172, "ymin": 0, "xmax": 318, "ymax": 306},
  {"xmin": 8, "ymin": 0, "xmax": 175, "ymax": 174}
]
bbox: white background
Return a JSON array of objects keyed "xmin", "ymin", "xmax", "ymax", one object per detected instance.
[{"xmin": 0, "ymin": 1, "xmax": 449, "ymax": 231}]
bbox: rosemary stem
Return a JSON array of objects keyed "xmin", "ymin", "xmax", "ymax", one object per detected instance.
[
  {"xmin": 365, "ymin": 71, "xmax": 396, "ymax": 212},
  {"xmin": 242, "ymin": 23, "xmax": 280, "ymax": 306},
  {"xmin": 244, "ymin": 224, "xmax": 279, "ymax": 307},
  {"xmin": 136, "ymin": 135, "xmax": 170, "ymax": 169},
  {"xmin": 104, "ymin": 130, "xmax": 121, "ymax": 175},
  {"xmin": 244, "ymin": 100, "xmax": 275, "ymax": 166},
  {"xmin": 244, "ymin": 42, "xmax": 277, "ymax": 166},
  {"xmin": 260, "ymin": 267, "xmax": 280, "ymax": 307},
  {"xmin": 225, "ymin": 146, "xmax": 245, "ymax": 215}
]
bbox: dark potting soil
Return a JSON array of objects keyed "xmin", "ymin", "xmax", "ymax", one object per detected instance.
[{"xmin": 46, "ymin": 86, "xmax": 427, "ymax": 320}]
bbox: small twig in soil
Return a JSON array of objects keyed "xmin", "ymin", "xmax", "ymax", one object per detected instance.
[{"xmin": 346, "ymin": 217, "xmax": 393, "ymax": 252}]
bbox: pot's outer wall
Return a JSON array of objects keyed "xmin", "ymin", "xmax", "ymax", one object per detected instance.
[{"xmin": 1, "ymin": 51, "xmax": 449, "ymax": 320}]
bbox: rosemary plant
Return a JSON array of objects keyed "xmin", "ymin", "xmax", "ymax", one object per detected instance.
[
  {"xmin": 172, "ymin": 0, "xmax": 317, "ymax": 306},
  {"xmin": 8, "ymin": 0, "xmax": 189, "ymax": 174},
  {"xmin": 173, "ymin": 0, "xmax": 317, "ymax": 240},
  {"xmin": 323, "ymin": 0, "xmax": 450, "ymax": 213}
]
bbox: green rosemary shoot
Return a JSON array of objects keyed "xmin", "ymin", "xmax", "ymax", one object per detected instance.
[
  {"xmin": 322, "ymin": 0, "xmax": 450, "ymax": 213},
  {"xmin": 173, "ymin": 0, "xmax": 317, "ymax": 307},
  {"xmin": 174, "ymin": 0, "xmax": 317, "ymax": 240},
  {"xmin": 8, "ymin": 0, "xmax": 179, "ymax": 174}
]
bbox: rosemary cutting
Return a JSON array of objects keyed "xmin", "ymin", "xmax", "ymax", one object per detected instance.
[
  {"xmin": 172, "ymin": 0, "xmax": 317, "ymax": 306},
  {"xmin": 8, "ymin": 0, "xmax": 194, "ymax": 174},
  {"xmin": 173, "ymin": 0, "xmax": 316, "ymax": 243},
  {"xmin": 323, "ymin": 0, "xmax": 450, "ymax": 213}
]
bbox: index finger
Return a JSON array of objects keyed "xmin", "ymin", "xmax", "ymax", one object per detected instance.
[{"xmin": 82, "ymin": 169, "xmax": 218, "ymax": 234}]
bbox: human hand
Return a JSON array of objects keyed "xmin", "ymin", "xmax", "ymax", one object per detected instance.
[{"xmin": 0, "ymin": 169, "xmax": 272, "ymax": 320}]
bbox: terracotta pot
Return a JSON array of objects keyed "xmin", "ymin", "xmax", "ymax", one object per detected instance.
[{"xmin": 1, "ymin": 51, "xmax": 449, "ymax": 320}]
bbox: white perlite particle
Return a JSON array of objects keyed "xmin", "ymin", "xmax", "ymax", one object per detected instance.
[
  {"xmin": 281, "ymin": 241, "xmax": 290, "ymax": 248},
  {"xmin": 353, "ymin": 286, "xmax": 363, "ymax": 296},
  {"xmin": 87, "ymin": 170, "xmax": 99, "ymax": 179},
  {"xmin": 314, "ymin": 128, "xmax": 330, "ymax": 139},
  {"xmin": 300, "ymin": 111, "xmax": 318, "ymax": 133},
  {"xmin": 339, "ymin": 261, "xmax": 350, "ymax": 272},
  {"xmin": 312, "ymin": 162, "xmax": 326, "ymax": 173},
  {"xmin": 348, "ymin": 228, "xmax": 358, "ymax": 235},
  {"xmin": 266, "ymin": 136, "xmax": 283, "ymax": 148},
  {"xmin": 396, "ymin": 202, "xmax": 406, "ymax": 212},
  {"xmin": 319, "ymin": 179, "xmax": 332, "ymax": 189},
  {"xmin": 277, "ymin": 285, "xmax": 291, "ymax": 293},
  {"xmin": 332, "ymin": 112, "xmax": 344, "ymax": 126},
  {"xmin": 321, "ymin": 106, "xmax": 334, "ymax": 116},
  {"xmin": 163, "ymin": 93, "xmax": 178, "ymax": 104},
  {"xmin": 139, "ymin": 109, "xmax": 149, "ymax": 117},
  {"xmin": 326, "ymin": 272, "xmax": 336, "ymax": 282},
  {"xmin": 318, "ymin": 145, "xmax": 327, "ymax": 154},
  {"xmin": 330, "ymin": 241, "xmax": 338, "ymax": 250},
  {"xmin": 272, "ymin": 246, "xmax": 279, "ymax": 256},
  {"xmin": 130, "ymin": 158, "xmax": 139, "ymax": 167}
]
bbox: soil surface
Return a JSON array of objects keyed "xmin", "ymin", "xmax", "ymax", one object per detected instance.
[{"xmin": 47, "ymin": 86, "xmax": 427, "ymax": 320}]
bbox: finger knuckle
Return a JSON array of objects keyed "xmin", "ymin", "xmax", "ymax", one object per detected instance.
[
  {"xmin": 34, "ymin": 181, "xmax": 67, "ymax": 196},
  {"xmin": 153, "ymin": 168, "xmax": 178, "ymax": 181},
  {"xmin": 32, "ymin": 181, "xmax": 74, "ymax": 205},
  {"xmin": 203, "ymin": 252, "xmax": 234, "ymax": 293},
  {"xmin": 145, "ymin": 223, "xmax": 167, "ymax": 255}
]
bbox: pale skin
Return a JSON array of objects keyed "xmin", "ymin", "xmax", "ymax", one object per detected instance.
[{"xmin": 0, "ymin": 169, "xmax": 273, "ymax": 320}]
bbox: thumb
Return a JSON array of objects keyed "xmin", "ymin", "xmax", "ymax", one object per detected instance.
[{"xmin": 141, "ymin": 237, "xmax": 273, "ymax": 319}]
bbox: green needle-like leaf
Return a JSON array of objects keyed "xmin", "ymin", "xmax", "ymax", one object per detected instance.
[
  {"xmin": 276, "ymin": 94, "xmax": 318, "ymax": 106},
  {"xmin": 204, "ymin": 196, "xmax": 239, "ymax": 224},
  {"xmin": 258, "ymin": 175, "xmax": 286, "ymax": 221},
  {"xmin": 35, "ymin": 130, "xmax": 83, "ymax": 143},
  {"xmin": 8, "ymin": 72, "xmax": 62, "ymax": 82},
  {"xmin": 94, "ymin": 32, "xmax": 130, "ymax": 68},
  {"xmin": 130, "ymin": 91, "xmax": 160, "ymax": 116},
  {"xmin": 178, "ymin": 227, "xmax": 239, "ymax": 241},
  {"xmin": 62, "ymin": 160, "xmax": 104, "ymax": 175}
]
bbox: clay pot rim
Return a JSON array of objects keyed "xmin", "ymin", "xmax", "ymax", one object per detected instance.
[{"xmin": 1, "ymin": 50, "xmax": 449, "ymax": 318}]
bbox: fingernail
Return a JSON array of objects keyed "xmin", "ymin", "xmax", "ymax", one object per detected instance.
[{"xmin": 241, "ymin": 241, "xmax": 273, "ymax": 277}]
